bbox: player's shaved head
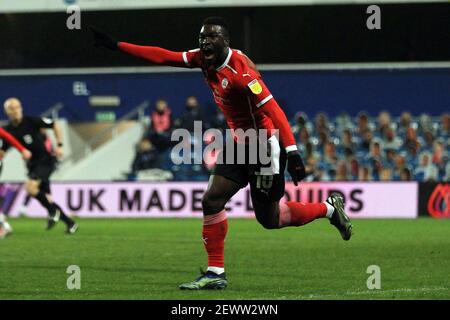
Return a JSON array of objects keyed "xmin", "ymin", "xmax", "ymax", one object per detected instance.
[
  {"xmin": 3, "ymin": 97, "xmax": 22, "ymax": 111},
  {"xmin": 3, "ymin": 97, "xmax": 23, "ymax": 124}
]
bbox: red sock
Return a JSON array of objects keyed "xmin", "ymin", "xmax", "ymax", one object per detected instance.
[
  {"xmin": 279, "ymin": 202, "xmax": 328, "ymax": 227},
  {"xmin": 202, "ymin": 210, "xmax": 228, "ymax": 268}
]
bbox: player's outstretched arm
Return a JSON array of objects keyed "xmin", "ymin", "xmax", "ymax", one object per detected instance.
[
  {"xmin": 90, "ymin": 26, "xmax": 118, "ymax": 50},
  {"xmin": 89, "ymin": 26, "xmax": 191, "ymax": 68}
]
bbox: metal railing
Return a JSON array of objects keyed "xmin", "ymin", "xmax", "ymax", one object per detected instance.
[
  {"xmin": 82, "ymin": 100, "xmax": 149, "ymax": 156},
  {"xmin": 40, "ymin": 102, "xmax": 64, "ymax": 119},
  {"xmin": 44, "ymin": 100, "xmax": 150, "ymax": 168}
]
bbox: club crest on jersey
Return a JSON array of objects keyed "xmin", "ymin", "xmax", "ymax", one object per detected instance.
[
  {"xmin": 247, "ymin": 79, "xmax": 262, "ymax": 95},
  {"xmin": 221, "ymin": 78, "xmax": 229, "ymax": 89}
]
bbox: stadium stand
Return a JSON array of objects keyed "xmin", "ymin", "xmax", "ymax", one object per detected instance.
[{"xmin": 135, "ymin": 108, "xmax": 449, "ymax": 183}]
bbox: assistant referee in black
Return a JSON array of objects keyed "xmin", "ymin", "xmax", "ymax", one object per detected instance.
[{"xmin": 1, "ymin": 97, "xmax": 78, "ymax": 234}]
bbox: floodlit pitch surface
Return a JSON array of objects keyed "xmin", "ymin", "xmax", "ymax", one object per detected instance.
[{"xmin": 0, "ymin": 218, "xmax": 448, "ymax": 299}]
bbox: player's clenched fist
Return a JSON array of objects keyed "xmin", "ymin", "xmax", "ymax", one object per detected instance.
[
  {"xmin": 89, "ymin": 26, "xmax": 118, "ymax": 50},
  {"xmin": 287, "ymin": 150, "xmax": 306, "ymax": 186}
]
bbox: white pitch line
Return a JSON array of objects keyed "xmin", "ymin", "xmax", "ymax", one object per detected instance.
[{"xmin": 293, "ymin": 287, "xmax": 449, "ymax": 299}]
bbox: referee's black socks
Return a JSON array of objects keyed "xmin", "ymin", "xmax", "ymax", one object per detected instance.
[
  {"xmin": 54, "ymin": 203, "xmax": 75, "ymax": 225},
  {"xmin": 35, "ymin": 190, "xmax": 53, "ymax": 213},
  {"xmin": 35, "ymin": 191, "xmax": 74, "ymax": 226}
]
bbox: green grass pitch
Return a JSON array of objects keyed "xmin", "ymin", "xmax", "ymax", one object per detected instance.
[{"xmin": 0, "ymin": 217, "xmax": 449, "ymax": 300}]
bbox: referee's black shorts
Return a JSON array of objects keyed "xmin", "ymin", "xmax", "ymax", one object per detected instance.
[
  {"xmin": 27, "ymin": 158, "xmax": 57, "ymax": 194},
  {"xmin": 213, "ymin": 135, "xmax": 287, "ymax": 202}
]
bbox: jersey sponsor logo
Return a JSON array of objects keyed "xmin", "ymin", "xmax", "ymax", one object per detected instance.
[
  {"xmin": 221, "ymin": 78, "xmax": 229, "ymax": 89},
  {"xmin": 247, "ymin": 79, "xmax": 263, "ymax": 95}
]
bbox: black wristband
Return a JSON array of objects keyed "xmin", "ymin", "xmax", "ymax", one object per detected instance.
[{"xmin": 57, "ymin": 143, "xmax": 63, "ymax": 147}]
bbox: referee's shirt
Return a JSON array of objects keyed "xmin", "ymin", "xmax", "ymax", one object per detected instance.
[{"xmin": 1, "ymin": 117, "xmax": 56, "ymax": 167}]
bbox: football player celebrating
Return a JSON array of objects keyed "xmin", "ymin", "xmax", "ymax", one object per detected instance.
[
  {"xmin": 1, "ymin": 98, "xmax": 78, "ymax": 234},
  {"xmin": 90, "ymin": 17, "xmax": 353, "ymax": 290}
]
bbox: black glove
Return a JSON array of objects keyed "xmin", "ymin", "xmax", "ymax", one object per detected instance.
[
  {"xmin": 287, "ymin": 150, "xmax": 306, "ymax": 186},
  {"xmin": 89, "ymin": 26, "xmax": 118, "ymax": 50}
]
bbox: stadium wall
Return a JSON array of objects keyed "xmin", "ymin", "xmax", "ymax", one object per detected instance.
[
  {"xmin": 1, "ymin": 66, "xmax": 449, "ymax": 120},
  {"xmin": 1, "ymin": 3, "xmax": 449, "ymax": 67},
  {"xmin": 3, "ymin": 181, "xmax": 445, "ymax": 219}
]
